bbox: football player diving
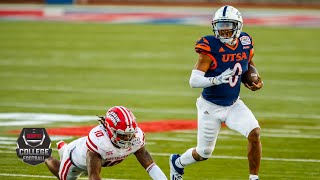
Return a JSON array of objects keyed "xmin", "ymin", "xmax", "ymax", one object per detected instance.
[{"xmin": 45, "ymin": 106, "xmax": 167, "ymax": 180}]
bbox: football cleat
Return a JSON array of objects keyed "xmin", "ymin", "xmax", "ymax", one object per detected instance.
[
  {"xmin": 169, "ymin": 154, "xmax": 184, "ymax": 180},
  {"xmin": 249, "ymin": 175, "xmax": 259, "ymax": 180}
]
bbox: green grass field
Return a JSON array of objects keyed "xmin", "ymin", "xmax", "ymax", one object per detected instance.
[{"xmin": 0, "ymin": 21, "xmax": 319, "ymax": 180}]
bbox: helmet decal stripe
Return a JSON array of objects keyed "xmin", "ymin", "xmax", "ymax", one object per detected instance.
[
  {"xmin": 121, "ymin": 106, "xmax": 132, "ymax": 127},
  {"xmin": 121, "ymin": 106, "xmax": 133, "ymax": 128},
  {"xmin": 117, "ymin": 106, "xmax": 131, "ymax": 127},
  {"xmin": 222, "ymin": 6, "xmax": 228, "ymax": 17},
  {"xmin": 115, "ymin": 106, "xmax": 129, "ymax": 126}
]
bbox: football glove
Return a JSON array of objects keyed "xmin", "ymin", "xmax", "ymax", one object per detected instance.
[{"xmin": 211, "ymin": 68, "xmax": 233, "ymax": 85}]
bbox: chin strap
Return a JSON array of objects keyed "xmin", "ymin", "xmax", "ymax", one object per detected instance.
[{"xmin": 223, "ymin": 37, "xmax": 237, "ymax": 46}]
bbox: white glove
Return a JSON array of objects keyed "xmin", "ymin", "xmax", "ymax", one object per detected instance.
[{"xmin": 211, "ymin": 68, "xmax": 233, "ymax": 85}]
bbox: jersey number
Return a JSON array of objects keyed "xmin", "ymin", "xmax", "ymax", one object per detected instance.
[
  {"xmin": 229, "ymin": 62, "xmax": 242, "ymax": 87},
  {"xmin": 94, "ymin": 130, "xmax": 104, "ymax": 137}
]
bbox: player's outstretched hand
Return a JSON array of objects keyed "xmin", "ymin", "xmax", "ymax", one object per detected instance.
[
  {"xmin": 244, "ymin": 78, "xmax": 263, "ymax": 91},
  {"xmin": 212, "ymin": 68, "xmax": 233, "ymax": 85}
]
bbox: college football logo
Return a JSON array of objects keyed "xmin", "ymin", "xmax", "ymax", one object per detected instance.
[
  {"xmin": 16, "ymin": 128, "xmax": 52, "ymax": 165},
  {"xmin": 22, "ymin": 128, "xmax": 46, "ymax": 148}
]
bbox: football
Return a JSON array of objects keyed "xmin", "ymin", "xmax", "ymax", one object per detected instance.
[{"xmin": 241, "ymin": 64, "xmax": 260, "ymax": 85}]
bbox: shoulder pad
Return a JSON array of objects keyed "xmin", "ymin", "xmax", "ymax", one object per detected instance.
[
  {"xmin": 133, "ymin": 127, "xmax": 145, "ymax": 148},
  {"xmin": 195, "ymin": 36, "xmax": 212, "ymax": 54},
  {"xmin": 86, "ymin": 126, "xmax": 106, "ymax": 154}
]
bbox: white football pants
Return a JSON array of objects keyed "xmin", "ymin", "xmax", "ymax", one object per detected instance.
[
  {"xmin": 195, "ymin": 96, "xmax": 260, "ymax": 158},
  {"xmin": 59, "ymin": 140, "xmax": 87, "ymax": 180}
]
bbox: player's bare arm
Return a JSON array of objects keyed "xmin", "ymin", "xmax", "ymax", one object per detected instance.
[
  {"xmin": 134, "ymin": 146, "xmax": 154, "ymax": 168},
  {"xmin": 44, "ymin": 156, "xmax": 60, "ymax": 179},
  {"xmin": 134, "ymin": 146, "xmax": 168, "ymax": 179},
  {"xmin": 86, "ymin": 150, "xmax": 102, "ymax": 180},
  {"xmin": 194, "ymin": 53, "xmax": 213, "ymax": 72}
]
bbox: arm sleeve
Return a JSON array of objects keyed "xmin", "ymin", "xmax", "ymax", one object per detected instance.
[
  {"xmin": 146, "ymin": 162, "xmax": 168, "ymax": 180},
  {"xmin": 189, "ymin": 69, "xmax": 214, "ymax": 88}
]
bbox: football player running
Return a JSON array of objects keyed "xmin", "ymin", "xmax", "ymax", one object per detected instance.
[
  {"xmin": 169, "ymin": 5, "xmax": 263, "ymax": 180},
  {"xmin": 45, "ymin": 106, "xmax": 167, "ymax": 180}
]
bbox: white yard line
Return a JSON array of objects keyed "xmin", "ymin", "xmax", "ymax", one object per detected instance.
[
  {"xmin": 218, "ymin": 130, "xmax": 320, "ymax": 139},
  {"xmin": 283, "ymin": 125, "xmax": 320, "ymax": 130},
  {"xmin": 0, "ymin": 109, "xmax": 319, "ymax": 126},
  {"xmin": 151, "ymin": 153, "xmax": 320, "ymax": 163},
  {"xmin": 0, "ymin": 85, "xmax": 319, "ymax": 102},
  {"xmin": 148, "ymin": 137, "xmax": 193, "ymax": 142},
  {"xmin": 0, "ymin": 150, "xmax": 15, "ymax": 153},
  {"xmin": 0, "ymin": 86, "xmax": 194, "ymax": 97},
  {"xmin": 0, "ymin": 145, "xmax": 16, "ymax": 149},
  {"xmin": 0, "ymin": 141, "xmax": 16, "ymax": 145},
  {"xmin": 1, "ymin": 151, "xmax": 319, "ymax": 163},
  {"xmin": 1, "ymin": 58, "xmax": 320, "ymax": 73},
  {"xmin": 0, "ymin": 137, "xmax": 17, "ymax": 140}
]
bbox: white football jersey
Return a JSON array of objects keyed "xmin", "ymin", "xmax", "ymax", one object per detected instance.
[{"xmin": 70, "ymin": 125, "xmax": 145, "ymax": 170}]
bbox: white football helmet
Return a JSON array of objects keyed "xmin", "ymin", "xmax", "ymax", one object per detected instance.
[{"xmin": 212, "ymin": 5, "xmax": 243, "ymax": 45}]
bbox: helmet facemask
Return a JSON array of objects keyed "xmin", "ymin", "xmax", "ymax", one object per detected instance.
[
  {"xmin": 212, "ymin": 20, "xmax": 242, "ymax": 45},
  {"xmin": 109, "ymin": 125, "xmax": 135, "ymax": 149}
]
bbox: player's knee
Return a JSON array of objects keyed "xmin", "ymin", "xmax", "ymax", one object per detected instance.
[{"xmin": 248, "ymin": 127, "xmax": 260, "ymax": 142}]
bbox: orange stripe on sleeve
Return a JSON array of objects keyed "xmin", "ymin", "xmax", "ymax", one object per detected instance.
[
  {"xmin": 202, "ymin": 37, "xmax": 209, "ymax": 44},
  {"xmin": 195, "ymin": 43, "xmax": 211, "ymax": 52},
  {"xmin": 205, "ymin": 53, "xmax": 218, "ymax": 70}
]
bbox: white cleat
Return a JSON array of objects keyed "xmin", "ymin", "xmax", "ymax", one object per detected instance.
[{"xmin": 169, "ymin": 154, "xmax": 184, "ymax": 180}]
